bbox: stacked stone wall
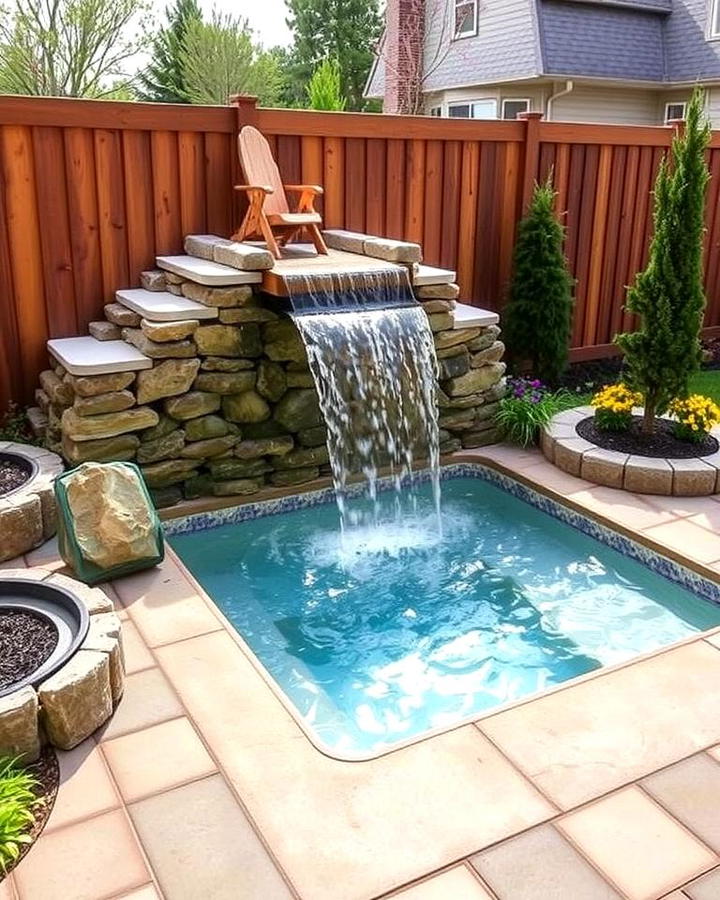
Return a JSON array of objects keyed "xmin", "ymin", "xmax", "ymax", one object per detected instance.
[{"xmin": 37, "ymin": 273, "xmax": 506, "ymax": 508}]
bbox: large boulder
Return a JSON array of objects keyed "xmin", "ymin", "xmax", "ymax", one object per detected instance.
[
  {"xmin": 62, "ymin": 462, "xmax": 159, "ymax": 570},
  {"xmin": 136, "ymin": 359, "xmax": 200, "ymax": 405},
  {"xmin": 273, "ymin": 389, "xmax": 322, "ymax": 431},
  {"xmin": 222, "ymin": 391, "xmax": 271, "ymax": 423},
  {"xmin": 61, "ymin": 407, "xmax": 158, "ymax": 442}
]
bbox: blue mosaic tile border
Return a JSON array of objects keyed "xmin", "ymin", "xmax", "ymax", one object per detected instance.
[{"xmin": 164, "ymin": 462, "xmax": 720, "ymax": 604}]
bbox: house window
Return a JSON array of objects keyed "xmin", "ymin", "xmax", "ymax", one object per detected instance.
[
  {"xmin": 711, "ymin": 0, "xmax": 720, "ymax": 36},
  {"xmin": 454, "ymin": 0, "xmax": 478, "ymax": 37},
  {"xmin": 665, "ymin": 102, "xmax": 687, "ymax": 123},
  {"xmin": 448, "ymin": 99, "xmax": 498, "ymax": 119},
  {"xmin": 429, "ymin": 106, "xmax": 442, "ymax": 117},
  {"xmin": 502, "ymin": 99, "xmax": 531, "ymax": 120}
]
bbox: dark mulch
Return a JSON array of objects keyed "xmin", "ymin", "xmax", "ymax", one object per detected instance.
[
  {"xmin": 0, "ymin": 458, "xmax": 30, "ymax": 496},
  {"xmin": 577, "ymin": 414, "xmax": 719, "ymax": 459},
  {"xmin": 0, "ymin": 611, "xmax": 58, "ymax": 692},
  {"xmin": 2, "ymin": 748, "xmax": 59, "ymax": 877}
]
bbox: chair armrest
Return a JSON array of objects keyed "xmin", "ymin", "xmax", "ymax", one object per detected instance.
[
  {"xmin": 233, "ymin": 184, "xmax": 274, "ymax": 193},
  {"xmin": 284, "ymin": 184, "xmax": 324, "ymax": 195}
]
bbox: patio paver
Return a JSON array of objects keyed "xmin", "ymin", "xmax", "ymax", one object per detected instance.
[
  {"xmin": 642, "ymin": 518, "xmax": 720, "ymax": 565},
  {"xmin": 155, "ymin": 628, "xmax": 555, "ymax": 900},
  {"xmin": 641, "ymin": 753, "xmax": 720, "ymax": 852},
  {"xmin": 102, "ymin": 717, "xmax": 216, "ymax": 802},
  {"xmin": 684, "ymin": 867, "xmax": 720, "ymax": 899},
  {"xmin": 556, "ymin": 786, "xmax": 717, "ymax": 899},
  {"xmin": 388, "ymin": 866, "xmax": 493, "ymax": 899},
  {"xmin": 120, "ymin": 620, "xmax": 156, "ymax": 675},
  {"xmin": 115, "ymin": 887, "xmax": 161, "ymax": 900},
  {"xmin": 478, "ymin": 641, "xmax": 720, "ymax": 809},
  {"xmin": 98, "ymin": 667, "xmax": 183, "ymax": 741},
  {"xmin": 470, "ymin": 823, "xmax": 622, "ymax": 899},
  {"xmin": 128, "ymin": 774, "xmax": 293, "ymax": 900},
  {"xmin": 44, "ymin": 739, "xmax": 120, "ymax": 833},
  {"xmin": 13, "ymin": 809, "xmax": 149, "ymax": 900}
]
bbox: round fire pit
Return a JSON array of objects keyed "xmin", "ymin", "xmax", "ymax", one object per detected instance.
[
  {"xmin": 0, "ymin": 441, "xmax": 64, "ymax": 562},
  {"xmin": 0, "ymin": 570, "xmax": 124, "ymax": 760},
  {"xmin": 0, "ymin": 577, "xmax": 89, "ymax": 698}
]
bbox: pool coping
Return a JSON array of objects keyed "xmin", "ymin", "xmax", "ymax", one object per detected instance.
[{"xmin": 163, "ymin": 457, "xmax": 720, "ymax": 763}]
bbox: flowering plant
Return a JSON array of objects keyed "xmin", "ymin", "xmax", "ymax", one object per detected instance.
[
  {"xmin": 591, "ymin": 383, "xmax": 643, "ymax": 432},
  {"xmin": 669, "ymin": 394, "xmax": 720, "ymax": 442},
  {"xmin": 496, "ymin": 377, "xmax": 575, "ymax": 446}
]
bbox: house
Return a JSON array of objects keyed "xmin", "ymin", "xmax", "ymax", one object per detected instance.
[{"xmin": 366, "ymin": 0, "xmax": 720, "ymax": 125}]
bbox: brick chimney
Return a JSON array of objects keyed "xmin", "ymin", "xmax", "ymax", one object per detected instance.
[{"xmin": 384, "ymin": 0, "xmax": 425, "ymax": 115}]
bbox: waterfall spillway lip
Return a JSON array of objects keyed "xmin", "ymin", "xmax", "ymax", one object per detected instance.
[{"xmin": 279, "ymin": 267, "xmax": 420, "ymax": 315}]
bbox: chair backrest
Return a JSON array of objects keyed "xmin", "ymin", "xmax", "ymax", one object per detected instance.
[{"xmin": 238, "ymin": 126, "xmax": 288, "ymax": 216}]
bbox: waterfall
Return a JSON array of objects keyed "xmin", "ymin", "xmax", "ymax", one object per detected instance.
[{"xmin": 286, "ymin": 268, "xmax": 441, "ymax": 534}]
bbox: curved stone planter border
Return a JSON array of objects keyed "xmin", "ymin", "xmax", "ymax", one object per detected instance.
[
  {"xmin": 0, "ymin": 569, "xmax": 124, "ymax": 761},
  {"xmin": 0, "ymin": 441, "xmax": 64, "ymax": 562},
  {"xmin": 541, "ymin": 405, "xmax": 720, "ymax": 496}
]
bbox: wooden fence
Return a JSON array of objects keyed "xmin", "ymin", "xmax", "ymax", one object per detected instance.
[{"xmin": 1, "ymin": 94, "xmax": 719, "ymax": 410}]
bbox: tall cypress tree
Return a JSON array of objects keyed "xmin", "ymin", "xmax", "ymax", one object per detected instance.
[
  {"xmin": 616, "ymin": 88, "xmax": 710, "ymax": 433},
  {"xmin": 503, "ymin": 177, "xmax": 574, "ymax": 384},
  {"xmin": 285, "ymin": 0, "xmax": 381, "ymax": 110},
  {"xmin": 138, "ymin": 0, "xmax": 202, "ymax": 103}
]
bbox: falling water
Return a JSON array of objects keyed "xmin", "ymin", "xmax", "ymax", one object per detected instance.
[{"xmin": 286, "ymin": 268, "xmax": 441, "ymax": 535}]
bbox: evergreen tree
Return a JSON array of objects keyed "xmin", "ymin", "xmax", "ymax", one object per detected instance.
[
  {"xmin": 139, "ymin": 0, "xmax": 202, "ymax": 103},
  {"xmin": 285, "ymin": 0, "xmax": 382, "ymax": 110},
  {"xmin": 306, "ymin": 58, "xmax": 346, "ymax": 110},
  {"xmin": 503, "ymin": 178, "xmax": 574, "ymax": 384},
  {"xmin": 615, "ymin": 87, "xmax": 710, "ymax": 433}
]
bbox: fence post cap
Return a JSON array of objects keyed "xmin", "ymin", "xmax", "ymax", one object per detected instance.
[{"xmin": 518, "ymin": 110, "xmax": 544, "ymax": 121}]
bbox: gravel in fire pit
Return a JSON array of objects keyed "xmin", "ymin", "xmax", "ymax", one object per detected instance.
[
  {"xmin": 0, "ymin": 457, "xmax": 30, "ymax": 496},
  {"xmin": 0, "ymin": 610, "xmax": 58, "ymax": 692}
]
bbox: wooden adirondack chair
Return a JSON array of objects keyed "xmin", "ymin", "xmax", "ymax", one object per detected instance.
[{"xmin": 232, "ymin": 125, "xmax": 328, "ymax": 259}]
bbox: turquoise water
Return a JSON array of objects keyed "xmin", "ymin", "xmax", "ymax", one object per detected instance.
[{"xmin": 171, "ymin": 477, "xmax": 720, "ymax": 756}]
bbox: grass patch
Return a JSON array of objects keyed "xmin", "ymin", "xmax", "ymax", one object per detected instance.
[{"xmin": 688, "ymin": 370, "xmax": 720, "ymax": 404}]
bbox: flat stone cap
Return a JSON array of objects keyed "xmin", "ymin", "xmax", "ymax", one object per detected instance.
[
  {"xmin": 48, "ymin": 337, "xmax": 152, "ymax": 376},
  {"xmin": 413, "ymin": 264, "xmax": 456, "ymax": 285},
  {"xmin": 453, "ymin": 303, "xmax": 499, "ymax": 329},
  {"xmin": 116, "ymin": 289, "xmax": 218, "ymax": 322},
  {"xmin": 156, "ymin": 256, "xmax": 263, "ymax": 286}
]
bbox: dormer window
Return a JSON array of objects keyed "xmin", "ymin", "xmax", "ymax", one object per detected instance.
[
  {"xmin": 711, "ymin": 0, "xmax": 720, "ymax": 37},
  {"xmin": 454, "ymin": 0, "xmax": 478, "ymax": 37}
]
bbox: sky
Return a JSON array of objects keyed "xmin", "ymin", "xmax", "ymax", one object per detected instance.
[{"xmin": 196, "ymin": 0, "xmax": 293, "ymax": 48}]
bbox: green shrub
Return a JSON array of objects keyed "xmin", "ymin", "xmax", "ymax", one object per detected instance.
[
  {"xmin": 0, "ymin": 403, "xmax": 32, "ymax": 444},
  {"xmin": 0, "ymin": 757, "xmax": 39, "ymax": 873},
  {"xmin": 496, "ymin": 377, "xmax": 576, "ymax": 447},
  {"xmin": 503, "ymin": 177, "xmax": 574, "ymax": 385},
  {"xmin": 306, "ymin": 59, "xmax": 346, "ymax": 111},
  {"xmin": 615, "ymin": 87, "xmax": 710, "ymax": 434}
]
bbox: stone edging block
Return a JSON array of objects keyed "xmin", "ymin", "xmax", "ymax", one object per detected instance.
[{"xmin": 541, "ymin": 409, "xmax": 720, "ymax": 496}]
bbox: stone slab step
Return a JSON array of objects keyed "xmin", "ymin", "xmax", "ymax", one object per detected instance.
[
  {"xmin": 156, "ymin": 255, "xmax": 263, "ymax": 286},
  {"xmin": 116, "ymin": 289, "xmax": 218, "ymax": 322},
  {"xmin": 453, "ymin": 303, "xmax": 500, "ymax": 329},
  {"xmin": 48, "ymin": 337, "xmax": 152, "ymax": 376},
  {"xmin": 413, "ymin": 264, "xmax": 456, "ymax": 286}
]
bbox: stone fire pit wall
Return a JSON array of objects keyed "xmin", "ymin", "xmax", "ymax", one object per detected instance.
[
  {"xmin": 0, "ymin": 570, "xmax": 124, "ymax": 761},
  {"xmin": 35, "ymin": 250, "xmax": 506, "ymax": 508}
]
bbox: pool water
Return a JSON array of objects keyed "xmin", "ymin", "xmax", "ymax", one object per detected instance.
[{"xmin": 170, "ymin": 476, "xmax": 720, "ymax": 756}]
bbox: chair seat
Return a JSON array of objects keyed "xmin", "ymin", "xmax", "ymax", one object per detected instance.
[{"xmin": 267, "ymin": 211, "xmax": 322, "ymax": 226}]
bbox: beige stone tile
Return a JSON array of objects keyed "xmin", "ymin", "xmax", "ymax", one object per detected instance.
[
  {"xmin": 564, "ymin": 485, "xmax": 677, "ymax": 530},
  {"xmin": 391, "ymin": 866, "xmax": 493, "ymax": 899},
  {"xmin": 471, "ymin": 823, "xmax": 622, "ymax": 900},
  {"xmin": 103, "ymin": 717, "xmax": 216, "ymax": 802},
  {"xmin": 113, "ymin": 555, "xmax": 222, "ymax": 647},
  {"xmin": 13, "ymin": 810, "xmax": 148, "ymax": 900},
  {"xmin": 115, "ymin": 887, "xmax": 161, "ymax": 900},
  {"xmin": 0, "ymin": 556, "xmax": 26, "ymax": 570},
  {"xmin": 480, "ymin": 642, "xmax": 720, "ymax": 809},
  {"xmin": 0, "ymin": 875, "xmax": 17, "ymax": 900},
  {"xmin": 557, "ymin": 787, "xmax": 716, "ymax": 900},
  {"xmin": 129, "ymin": 774, "xmax": 292, "ymax": 900},
  {"xmin": 643, "ymin": 519, "xmax": 720, "ymax": 564},
  {"xmin": 99, "ymin": 667, "xmax": 183, "ymax": 741},
  {"xmin": 156, "ymin": 630, "xmax": 554, "ymax": 900},
  {"xmin": 121, "ymin": 619, "xmax": 156, "ymax": 675},
  {"xmin": 708, "ymin": 741, "xmax": 720, "ymax": 759},
  {"xmin": 514, "ymin": 461, "xmax": 593, "ymax": 496},
  {"xmin": 642, "ymin": 754, "xmax": 720, "ymax": 852},
  {"xmin": 645, "ymin": 493, "xmax": 720, "ymax": 517},
  {"xmin": 684, "ymin": 867, "xmax": 720, "ymax": 900},
  {"xmin": 45, "ymin": 739, "xmax": 120, "ymax": 833},
  {"xmin": 24, "ymin": 536, "xmax": 64, "ymax": 570},
  {"xmin": 687, "ymin": 504, "xmax": 720, "ymax": 533},
  {"xmin": 460, "ymin": 443, "xmax": 544, "ymax": 471}
]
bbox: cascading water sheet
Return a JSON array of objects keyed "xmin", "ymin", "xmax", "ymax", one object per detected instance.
[{"xmin": 286, "ymin": 268, "xmax": 441, "ymax": 532}]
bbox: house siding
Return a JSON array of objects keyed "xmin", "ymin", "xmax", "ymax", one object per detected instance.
[
  {"xmin": 548, "ymin": 83, "xmax": 663, "ymax": 121},
  {"xmin": 540, "ymin": 0, "xmax": 667, "ymax": 80},
  {"xmin": 422, "ymin": 0, "xmax": 540, "ymax": 92}
]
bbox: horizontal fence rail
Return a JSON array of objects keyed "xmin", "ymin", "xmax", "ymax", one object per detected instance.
[{"xmin": 0, "ymin": 94, "xmax": 719, "ymax": 410}]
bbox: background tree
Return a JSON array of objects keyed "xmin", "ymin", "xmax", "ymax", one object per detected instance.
[
  {"xmin": 503, "ymin": 177, "xmax": 574, "ymax": 385},
  {"xmin": 306, "ymin": 58, "xmax": 345, "ymax": 110},
  {"xmin": 285, "ymin": 0, "xmax": 381, "ymax": 110},
  {"xmin": 615, "ymin": 87, "xmax": 710, "ymax": 433},
  {"xmin": 139, "ymin": 0, "xmax": 201, "ymax": 103},
  {"xmin": 0, "ymin": 0, "xmax": 149, "ymax": 97},
  {"xmin": 179, "ymin": 13, "xmax": 284, "ymax": 106}
]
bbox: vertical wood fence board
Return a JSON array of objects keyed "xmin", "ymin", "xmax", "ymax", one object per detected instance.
[
  {"xmin": 365, "ymin": 138, "xmax": 387, "ymax": 236},
  {"xmin": 439, "ymin": 140, "xmax": 461, "ymax": 272},
  {"xmin": 151, "ymin": 131, "xmax": 182, "ymax": 256},
  {"xmin": 456, "ymin": 141, "xmax": 480, "ymax": 299},
  {"xmin": 422, "ymin": 139, "xmax": 444, "ymax": 265},
  {"xmin": 204, "ymin": 132, "xmax": 232, "ymax": 238},
  {"xmin": 178, "ymin": 131, "xmax": 207, "ymax": 238},
  {"xmin": 345, "ymin": 137, "xmax": 366, "ymax": 233},
  {"xmin": 385, "ymin": 139, "xmax": 406, "ymax": 239},
  {"xmin": 122, "ymin": 130, "xmax": 156, "ymax": 282},
  {"xmin": 404, "ymin": 139, "xmax": 426, "ymax": 246},
  {"xmin": 0, "ymin": 134, "xmax": 21, "ymax": 412},
  {"xmin": 94, "ymin": 129, "xmax": 129, "ymax": 302},
  {"xmin": 323, "ymin": 136, "xmax": 345, "ymax": 228}
]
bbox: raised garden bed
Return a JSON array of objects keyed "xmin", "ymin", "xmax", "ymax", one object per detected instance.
[{"xmin": 542, "ymin": 406, "xmax": 720, "ymax": 496}]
